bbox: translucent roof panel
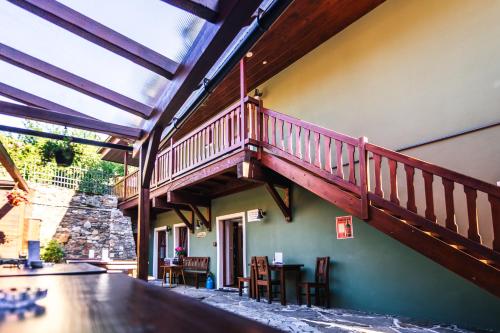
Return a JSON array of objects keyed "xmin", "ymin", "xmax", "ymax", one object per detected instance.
[
  {"xmin": 0, "ymin": 61, "xmax": 144, "ymax": 128},
  {"xmin": 58, "ymin": 0, "xmax": 206, "ymax": 63},
  {"xmin": 0, "ymin": 1, "xmax": 173, "ymax": 106}
]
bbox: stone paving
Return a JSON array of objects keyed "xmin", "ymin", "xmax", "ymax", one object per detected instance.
[{"xmin": 149, "ymin": 281, "xmax": 483, "ymax": 333}]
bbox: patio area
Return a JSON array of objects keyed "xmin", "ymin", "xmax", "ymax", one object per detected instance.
[{"xmin": 149, "ymin": 282, "xmax": 476, "ymax": 333}]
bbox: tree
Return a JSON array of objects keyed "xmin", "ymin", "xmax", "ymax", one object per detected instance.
[{"xmin": 0, "ymin": 120, "xmax": 125, "ymax": 194}]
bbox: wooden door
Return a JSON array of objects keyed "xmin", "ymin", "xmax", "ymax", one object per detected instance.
[{"xmin": 157, "ymin": 230, "xmax": 166, "ymax": 279}]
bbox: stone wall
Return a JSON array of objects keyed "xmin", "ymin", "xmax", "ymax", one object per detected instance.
[{"xmin": 30, "ymin": 184, "xmax": 136, "ymax": 260}]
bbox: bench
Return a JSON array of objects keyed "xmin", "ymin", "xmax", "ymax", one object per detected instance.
[{"xmin": 182, "ymin": 257, "xmax": 209, "ymax": 289}]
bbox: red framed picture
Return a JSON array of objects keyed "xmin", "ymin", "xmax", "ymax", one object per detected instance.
[{"xmin": 336, "ymin": 216, "xmax": 353, "ymax": 239}]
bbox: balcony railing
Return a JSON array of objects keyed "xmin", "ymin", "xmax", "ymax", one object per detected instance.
[{"xmin": 112, "ymin": 96, "xmax": 260, "ymax": 200}]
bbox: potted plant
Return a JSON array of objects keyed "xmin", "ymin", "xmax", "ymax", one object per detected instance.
[
  {"xmin": 40, "ymin": 240, "xmax": 65, "ymax": 263},
  {"xmin": 40, "ymin": 138, "xmax": 78, "ymax": 167},
  {"xmin": 173, "ymin": 246, "xmax": 186, "ymax": 265}
]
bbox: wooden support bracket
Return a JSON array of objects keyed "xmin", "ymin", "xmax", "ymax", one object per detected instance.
[
  {"xmin": 264, "ymin": 182, "xmax": 292, "ymax": 222},
  {"xmin": 173, "ymin": 207, "xmax": 194, "ymax": 233},
  {"xmin": 189, "ymin": 204, "xmax": 211, "ymax": 231}
]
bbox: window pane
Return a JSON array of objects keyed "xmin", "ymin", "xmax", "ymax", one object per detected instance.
[
  {"xmin": 0, "ymin": 61, "xmax": 144, "ymax": 128},
  {"xmin": 58, "ymin": 0, "xmax": 206, "ymax": 63},
  {"xmin": 0, "ymin": 1, "xmax": 169, "ymax": 106}
]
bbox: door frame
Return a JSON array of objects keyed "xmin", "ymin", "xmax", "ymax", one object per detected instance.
[
  {"xmin": 152, "ymin": 226, "xmax": 168, "ymax": 278},
  {"xmin": 173, "ymin": 223, "xmax": 190, "ymax": 256},
  {"xmin": 216, "ymin": 212, "xmax": 246, "ymax": 289}
]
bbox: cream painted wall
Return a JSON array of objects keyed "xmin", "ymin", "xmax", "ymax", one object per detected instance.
[
  {"xmin": 251, "ymin": 0, "xmax": 500, "ymax": 246},
  {"xmin": 257, "ymin": 0, "xmax": 500, "ymax": 163}
]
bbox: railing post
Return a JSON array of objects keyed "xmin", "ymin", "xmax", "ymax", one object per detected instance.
[
  {"xmin": 169, "ymin": 138, "xmax": 173, "ymax": 181},
  {"xmin": 359, "ymin": 136, "xmax": 369, "ymax": 220},
  {"xmin": 239, "ymin": 59, "xmax": 247, "ymax": 148},
  {"xmin": 256, "ymin": 99, "xmax": 264, "ymax": 159}
]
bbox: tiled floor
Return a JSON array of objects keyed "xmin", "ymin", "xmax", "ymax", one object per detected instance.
[{"xmin": 149, "ymin": 281, "xmax": 480, "ymax": 333}]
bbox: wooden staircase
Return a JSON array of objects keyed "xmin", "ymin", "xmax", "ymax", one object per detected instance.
[
  {"xmin": 255, "ymin": 105, "xmax": 500, "ymax": 297},
  {"xmin": 113, "ymin": 97, "xmax": 499, "ymax": 297}
]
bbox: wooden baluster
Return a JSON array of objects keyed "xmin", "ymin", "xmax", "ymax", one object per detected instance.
[
  {"xmin": 404, "ymin": 165, "xmax": 417, "ymax": 212},
  {"xmin": 335, "ymin": 140, "xmax": 344, "ymax": 179},
  {"xmin": 347, "ymin": 144, "xmax": 356, "ymax": 184},
  {"xmin": 295, "ymin": 126, "xmax": 302, "ymax": 159},
  {"xmin": 464, "ymin": 186, "xmax": 481, "ymax": 243},
  {"xmin": 251, "ymin": 104, "xmax": 257, "ymax": 140},
  {"xmin": 488, "ymin": 194, "xmax": 500, "ymax": 251},
  {"xmin": 442, "ymin": 178, "xmax": 457, "ymax": 232},
  {"xmin": 224, "ymin": 115, "xmax": 230, "ymax": 148},
  {"xmin": 262, "ymin": 113, "xmax": 269, "ymax": 143},
  {"xmin": 313, "ymin": 132, "xmax": 321, "ymax": 167},
  {"xmin": 388, "ymin": 159, "xmax": 399, "ymax": 205},
  {"xmin": 235, "ymin": 108, "xmax": 241, "ymax": 143},
  {"xmin": 210, "ymin": 124, "xmax": 215, "ymax": 156},
  {"xmin": 324, "ymin": 137, "xmax": 332, "ymax": 173},
  {"xmin": 280, "ymin": 120, "xmax": 285, "ymax": 150},
  {"xmin": 373, "ymin": 153, "xmax": 383, "ymax": 197},
  {"xmin": 422, "ymin": 171, "xmax": 436, "ymax": 222},
  {"xmin": 193, "ymin": 134, "xmax": 198, "ymax": 165},
  {"xmin": 287, "ymin": 122, "xmax": 293, "ymax": 154},
  {"xmin": 304, "ymin": 129, "xmax": 310, "ymax": 163},
  {"xmin": 270, "ymin": 116, "xmax": 276, "ymax": 146}
]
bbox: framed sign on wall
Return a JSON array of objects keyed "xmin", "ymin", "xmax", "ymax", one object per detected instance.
[{"xmin": 336, "ymin": 216, "xmax": 353, "ymax": 239}]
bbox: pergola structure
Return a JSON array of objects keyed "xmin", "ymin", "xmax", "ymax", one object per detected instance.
[{"xmin": 0, "ymin": 0, "xmax": 292, "ymax": 280}]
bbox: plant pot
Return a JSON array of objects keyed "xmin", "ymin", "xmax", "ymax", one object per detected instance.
[{"xmin": 54, "ymin": 148, "xmax": 75, "ymax": 167}]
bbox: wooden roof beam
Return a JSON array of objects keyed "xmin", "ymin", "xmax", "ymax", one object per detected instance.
[
  {"xmin": 8, "ymin": 0, "xmax": 179, "ymax": 79},
  {"xmin": 0, "ymin": 101, "xmax": 142, "ymax": 140},
  {"xmin": 0, "ymin": 82, "xmax": 96, "ymax": 120},
  {"xmin": 167, "ymin": 190, "xmax": 210, "ymax": 207},
  {"xmin": 161, "ymin": 0, "xmax": 219, "ymax": 23},
  {"xmin": 138, "ymin": 0, "xmax": 262, "ymax": 150},
  {"xmin": 0, "ymin": 43, "xmax": 153, "ymax": 118},
  {"xmin": 0, "ymin": 140, "xmax": 29, "ymax": 192}
]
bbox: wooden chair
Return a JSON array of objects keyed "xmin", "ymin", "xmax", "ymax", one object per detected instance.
[
  {"xmin": 237, "ymin": 257, "xmax": 255, "ymax": 297},
  {"xmin": 296, "ymin": 257, "xmax": 330, "ymax": 307},
  {"xmin": 253, "ymin": 256, "xmax": 280, "ymax": 304}
]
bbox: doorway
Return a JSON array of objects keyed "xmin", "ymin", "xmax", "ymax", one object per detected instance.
[
  {"xmin": 216, "ymin": 212, "xmax": 246, "ymax": 289},
  {"xmin": 173, "ymin": 223, "xmax": 189, "ymax": 256},
  {"xmin": 152, "ymin": 226, "xmax": 168, "ymax": 279}
]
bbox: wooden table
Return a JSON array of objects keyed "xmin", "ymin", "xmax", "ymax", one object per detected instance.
[
  {"xmin": 250, "ymin": 262, "xmax": 303, "ymax": 305},
  {"xmin": 160, "ymin": 264, "xmax": 186, "ymax": 287},
  {"xmin": 0, "ymin": 273, "xmax": 281, "ymax": 333},
  {"xmin": 0, "ymin": 263, "xmax": 106, "ymax": 277},
  {"xmin": 270, "ymin": 264, "xmax": 303, "ymax": 305}
]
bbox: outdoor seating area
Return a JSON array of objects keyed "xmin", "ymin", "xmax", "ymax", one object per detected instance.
[
  {"xmin": 236, "ymin": 256, "xmax": 330, "ymax": 308},
  {"xmin": 161, "ymin": 256, "xmax": 210, "ymax": 289},
  {"xmin": 0, "ymin": 0, "xmax": 499, "ymax": 332}
]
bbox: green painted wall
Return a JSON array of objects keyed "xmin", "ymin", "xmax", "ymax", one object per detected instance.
[{"xmin": 150, "ymin": 185, "xmax": 500, "ymax": 331}]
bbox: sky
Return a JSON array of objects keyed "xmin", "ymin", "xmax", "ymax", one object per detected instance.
[{"xmin": 0, "ymin": 0, "xmax": 204, "ymax": 129}]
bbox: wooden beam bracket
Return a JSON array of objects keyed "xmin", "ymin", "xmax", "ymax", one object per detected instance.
[
  {"xmin": 173, "ymin": 207, "xmax": 194, "ymax": 233},
  {"xmin": 190, "ymin": 204, "xmax": 211, "ymax": 231},
  {"xmin": 264, "ymin": 181, "xmax": 292, "ymax": 222}
]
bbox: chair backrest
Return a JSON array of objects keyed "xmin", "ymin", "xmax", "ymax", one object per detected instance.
[
  {"xmin": 183, "ymin": 257, "xmax": 209, "ymax": 271},
  {"xmin": 254, "ymin": 256, "xmax": 271, "ymax": 280},
  {"xmin": 315, "ymin": 257, "xmax": 330, "ymax": 284}
]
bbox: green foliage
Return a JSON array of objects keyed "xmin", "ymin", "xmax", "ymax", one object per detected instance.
[
  {"xmin": 41, "ymin": 240, "xmax": 65, "ymax": 263},
  {"xmin": 40, "ymin": 138, "xmax": 79, "ymax": 167},
  {"xmin": 0, "ymin": 121, "xmax": 125, "ymax": 194}
]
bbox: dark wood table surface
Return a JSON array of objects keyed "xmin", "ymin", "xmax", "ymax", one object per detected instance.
[
  {"xmin": 0, "ymin": 273, "xmax": 281, "ymax": 333},
  {"xmin": 0, "ymin": 263, "xmax": 106, "ymax": 277}
]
